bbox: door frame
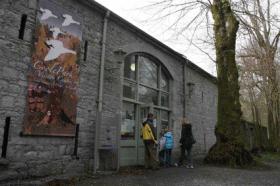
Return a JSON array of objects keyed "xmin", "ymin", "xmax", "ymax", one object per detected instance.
[
  {"xmin": 118, "ymin": 98, "xmax": 171, "ymax": 167},
  {"xmin": 120, "ymin": 103, "xmax": 156, "ymax": 166}
]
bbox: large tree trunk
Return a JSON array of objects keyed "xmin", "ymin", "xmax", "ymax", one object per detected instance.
[
  {"xmin": 267, "ymin": 85, "xmax": 280, "ymax": 151},
  {"xmin": 204, "ymin": 0, "xmax": 253, "ymax": 167},
  {"xmin": 268, "ymin": 62, "xmax": 279, "ymax": 150}
]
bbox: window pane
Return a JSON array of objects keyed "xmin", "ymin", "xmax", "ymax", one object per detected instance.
[
  {"xmin": 161, "ymin": 120, "xmax": 169, "ymax": 131},
  {"xmin": 161, "ymin": 93, "xmax": 169, "ymax": 107},
  {"xmin": 124, "ymin": 55, "xmax": 136, "ymax": 80},
  {"xmin": 160, "ymin": 71, "xmax": 169, "ymax": 91},
  {"xmin": 121, "ymin": 102, "xmax": 136, "ymax": 140},
  {"xmin": 139, "ymin": 86, "xmax": 158, "ymax": 105},
  {"xmin": 123, "ymin": 81, "xmax": 136, "ymax": 99},
  {"xmin": 161, "ymin": 110, "xmax": 168, "ymax": 121},
  {"xmin": 139, "ymin": 56, "xmax": 158, "ymax": 88},
  {"xmin": 153, "ymin": 109, "xmax": 160, "ymax": 139},
  {"xmin": 153, "ymin": 109, "xmax": 160, "ymax": 123}
]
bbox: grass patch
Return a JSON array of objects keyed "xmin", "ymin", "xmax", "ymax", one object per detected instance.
[
  {"xmin": 258, "ymin": 152, "xmax": 280, "ymax": 162},
  {"xmin": 249, "ymin": 152, "xmax": 280, "ymax": 170}
]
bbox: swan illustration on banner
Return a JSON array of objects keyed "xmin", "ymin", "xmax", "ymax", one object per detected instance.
[
  {"xmin": 44, "ymin": 39, "xmax": 76, "ymax": 61},
  {"xmin": 40, "ymin": 8, "xmax": 58, "ymax": 20},
  {"xmin": 62, "ymin": 14, "xmax": 80, "ymax": 26},
  {"xmin": 50, "ymin": 27, "xmax": 64, "ymax": 39}
]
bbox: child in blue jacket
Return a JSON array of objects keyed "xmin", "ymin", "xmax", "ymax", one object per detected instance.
[{"xmin": 164, "ymin": 128, "xmax": 174, "ymax": 167}]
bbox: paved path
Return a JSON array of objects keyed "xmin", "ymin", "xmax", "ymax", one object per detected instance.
[
  {"xmin": 1, "ymin": 158, "xmax": 280, "ymax": 185},
  {"xmin": 79, "ymin": 162, "xmax": 280, "ymax": 186}
]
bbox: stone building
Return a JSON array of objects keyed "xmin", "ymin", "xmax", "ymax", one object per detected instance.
[{"xmin": 0, "ymin": 0, "xmax": 217, "ymax": 181}]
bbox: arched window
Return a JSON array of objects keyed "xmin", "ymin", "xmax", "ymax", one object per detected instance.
[
  {"xmin": 121, "ymin": 53, "xmax": 171, "ymax": 140},
  {"xmin": 123, "ymin": 54, "xmax": 170, "ymax": 106}
]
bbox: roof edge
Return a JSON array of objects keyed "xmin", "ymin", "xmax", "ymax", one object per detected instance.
[{"xmin": 80, "ymin": 0, "xmax": 217, "ymax": 84}]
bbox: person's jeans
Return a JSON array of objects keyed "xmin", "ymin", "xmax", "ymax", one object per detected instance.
[
  {"xmin": 144, "ymin": 140, "xmax": 158, "ymax": 169},
  {"xmin": 179, "ymin": 146, "xmax": 193, "ymax": 166},
  {"xmin": 165, "ymin": 149, "xmax": 172, "ymax": 166},
  {"xmin": 159, "ymin": 150, "xmax": 165, "ymax": 166},
  {"xmin": 186, "ymin": 147, "xmax": 193, "ymax": 166}
]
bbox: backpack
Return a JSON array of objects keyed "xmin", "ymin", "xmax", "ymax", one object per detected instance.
[
  {"xmin": 164, "ymin": 132, "xmax": 174, "ymax": 149},
  {"xmin": 159, "ymin": 136, "xmax": 166, "ymax": 151}
]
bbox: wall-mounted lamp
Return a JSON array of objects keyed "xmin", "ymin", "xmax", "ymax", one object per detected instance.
[
  {"xmin": 187, "ymin": 82, "xmax": 195, "ymax": 98},
  {"xmin": 130, "ymin": 62, "xmax": 135, "ymax": 71}
]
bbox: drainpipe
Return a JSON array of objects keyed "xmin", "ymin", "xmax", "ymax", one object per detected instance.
[
  {"xmin": 94, "ymin": 10, "xmax": 110, "ymax": 174},
  {"xmin": 183, "ymin": 61, "xmax": 187, "ymax": 117}
]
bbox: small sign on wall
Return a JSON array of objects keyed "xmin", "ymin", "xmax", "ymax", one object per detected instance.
[{"xmin": 22, "ymin": 0, "xmax": 82, "ymax": 136}]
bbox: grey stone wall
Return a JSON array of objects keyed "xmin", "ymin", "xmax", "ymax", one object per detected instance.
[
  {"xmin": 0, "ymin": 0, "xmax": 104, "ymax": 181},
  {"xmin": 0, "ymin": 0, "xmax": 217, "ymax": 181},
  {"xmin": 184, "ymin": 66, "xmax": 217, "ymax": 154}
]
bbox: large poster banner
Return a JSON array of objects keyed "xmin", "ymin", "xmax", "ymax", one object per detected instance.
[{"xmin": 23, "ymin": 0, "xmax": 82, "ymax": 136}]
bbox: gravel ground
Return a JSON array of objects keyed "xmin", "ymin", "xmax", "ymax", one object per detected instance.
[
  {"xmin": 1, "ymin": 158, "xmax": 280, "ymax": 186},
  {"xmin": 78, "ymin": 161, "xmax": 280, "ymax": 186}
]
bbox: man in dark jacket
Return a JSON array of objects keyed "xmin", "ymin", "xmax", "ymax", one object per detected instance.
[{"xmin": 179, "ymin": 118, "xmax": 195, "ymax": 168}]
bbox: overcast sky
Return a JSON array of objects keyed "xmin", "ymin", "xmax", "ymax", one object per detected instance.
[{"xmin": 95, "ymin": 0, "xmax": 217, "ymax": 76}]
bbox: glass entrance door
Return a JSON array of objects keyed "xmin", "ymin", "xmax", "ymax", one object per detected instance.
[
  {"xmin": 137, "ymin": 106, "xmax": 161, "ymax": 165},
  {"xmin": 136, "ymin": 106, "xmax": 150, "ymax": 165},
  {"xmin": 120, "ymin": 103, "xmax": 159, "ymax": 166},
  {"xmin": 120, "ymin": 102, "xmax": 137, "ymax": 166}
]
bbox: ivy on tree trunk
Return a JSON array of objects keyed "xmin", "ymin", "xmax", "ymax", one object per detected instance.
[{"xmin": 204, "ymin": 0, "xmax": 253, "ymax": 167}]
